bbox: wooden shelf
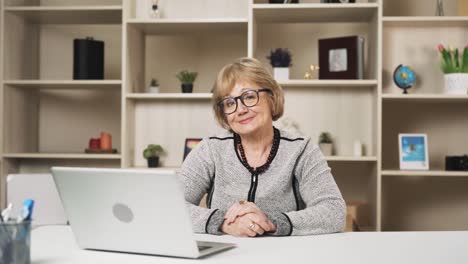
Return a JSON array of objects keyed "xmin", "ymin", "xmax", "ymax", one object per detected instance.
[
  {"xmin": 4, "ymin": 6, "xmax": 122, "ymax": 24},
  {"xmin": 127, "ymin": 18, "xmax": 248, "ymax": 35},
  {"xmin": 253, "ymin": 3, "xmax": 379, "ymax": 23},
  {"xmin": 279, "ymin": 80, "xmax": 378, "ymax": 88},
  {"xmin": 126, "ymin": 93, "xmax": 212, "ymax": 100},
  {"xmin": 4, "ymin": 80, "xmax": 122, "ymax": 89},
  {"xmin": 382, "ymin": 94, "xmax": 468, "ymax": 102},
  {"xmin": 326, "ymin": 156, "xmax": 377, "ymax": 162},
  {"xmin": 382, "ymin": 170, "xmax": 468, "ymax": 177},
  {"xmin": 3, "ymin": 153, "xmax": 121, "ymax": 160},
  {"xmin": 383, "ymin": 16, "xmax": 468, "ymax": 27}
]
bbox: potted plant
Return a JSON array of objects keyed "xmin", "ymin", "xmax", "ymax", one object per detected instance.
[
  {"xmin": 148, "ymin": 78, "xmax": 160, "ymax": 93},
  {"xmin": 318, "ymin": 132, "xmax": 333, "ymax": 156},
  {"xmin": 438, "ymin": 44, "xmax": 468, "ymax": 94},
  {"xmin": 267, "ymin": 48, "xmax": 292, "ymax": 81},
  {"xmin": 176, "ymin": 70, "xmax": 198, "ymax": 93},
  {"xmin": 143, "ymin": 144, "xmax": 164, "ymax": 168}
]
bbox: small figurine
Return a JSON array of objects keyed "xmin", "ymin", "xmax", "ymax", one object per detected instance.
[
  {"xmin": 150, "ymin": 0, "xmax": 161, "ymax": 18},
  {"xmin": 304, "ymin": 64, "xmax": 320, "ymax": 79}
]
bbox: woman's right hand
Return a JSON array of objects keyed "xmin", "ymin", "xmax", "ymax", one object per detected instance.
[{"xmin": 221, "ymin": 212, "xmax": 267, "ymax": 237}]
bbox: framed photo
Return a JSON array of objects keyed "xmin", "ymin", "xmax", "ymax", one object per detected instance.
[
  {"xmin": 319, "ymin": 35, "xmax": 364, "ymax": 79},
  {"xmin": 398, "ymin": 134, "xmax": 429, "ymax": 170},
  {"xmin": 183, "ymin": 138, "xmax": 202, "ymax": 161}
]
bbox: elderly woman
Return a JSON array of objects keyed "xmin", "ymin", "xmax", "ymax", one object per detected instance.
[{"xmin": 178, "ymin": 57, "xmax": 345, "ymax": 237}]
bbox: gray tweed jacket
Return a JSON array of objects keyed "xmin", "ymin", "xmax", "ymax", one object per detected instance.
[{"xmin": 177, "ymin": 128, "xmax": 346, "ymax": 236}]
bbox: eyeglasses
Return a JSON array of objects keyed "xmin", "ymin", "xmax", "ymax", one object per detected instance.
[{"xmin": 218, "ymin": 88, "xmax": 272, "ymax": 115}]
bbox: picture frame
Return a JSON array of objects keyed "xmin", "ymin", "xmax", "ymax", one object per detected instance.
[
  {"xmin": 183, "ymin": 138, "xmax": 202, "ymax": 161},
  {"xmin": 318, "ymin": 35, "xmax": 364, "ymax": 79},
  {"xmin": 398, "ymin": 134, "xmax": 429, "ymax": 170}
]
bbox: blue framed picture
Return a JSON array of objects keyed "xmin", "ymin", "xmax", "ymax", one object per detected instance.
[
  {"xmin": 398, "ymin": 134, "xmax": 429, "ymax": 170},
  {"xmin": 183, "ymin": 138, "xmax": 202, "ymax": 161}
]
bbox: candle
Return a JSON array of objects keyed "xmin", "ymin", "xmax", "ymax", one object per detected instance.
[
  {"xmin": 89, "ymin": 138, "xmax": 100, "ymax": 150},
  {"xmin": 100, "ymin": 132, "xmax": 112, "ymax": 150}
]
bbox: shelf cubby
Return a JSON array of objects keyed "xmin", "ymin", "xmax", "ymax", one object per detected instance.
[
  {"xmin": 3, "ymin": 86, "xmax": 122, "ymax": 155},
  {"xmin": 382, "ymin": 101, "xmax": 468, "ymax": 171},
  {"xmin": 382, "ymin": 176, "xmax": 468, "ymax": 231},
  {"xmin": 253, "ymin": 13, "xmax": 379, "ymax": 81},
  {"xmin": 125, "ymin": 20, "xmax": 247, "ymax": 94},
  {"xmin": 127, "ymin": 100, "xmax": 221, "ymax": 168},
  {"xmin": 4, "ymin": 8, "xmax": 122, "ymax": 80},
  {"xmin": 330, "ymin": 161, "xmax": 378, "ymax": 231},
  {"xmin": 280, "ymin": 86, "xmax": 377, "ymax": 157}
]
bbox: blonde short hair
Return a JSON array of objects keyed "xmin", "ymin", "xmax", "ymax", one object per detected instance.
[{"xmin": 212, "ymin": 57, "xmax": 284, "ymax": 130}]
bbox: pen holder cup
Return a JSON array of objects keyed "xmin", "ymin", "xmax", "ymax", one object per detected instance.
[{"xmin": 0, "ymin": 221, "xmax": 31, "ymax": 264}]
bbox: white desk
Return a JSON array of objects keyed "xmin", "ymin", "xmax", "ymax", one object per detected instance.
[{"xmin": 32, "ymin": 226, "xmax": 468, "ymax": 264}]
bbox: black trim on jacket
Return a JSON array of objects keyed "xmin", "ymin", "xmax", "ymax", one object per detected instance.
[
  {"xmin": 206, "ymin": 174, "xmax": 216, "ymax": 209},
  {"xmin": 209, "ymin": 136, "xmax": 233, "ymax": 141},
  {"xmin": 280, "ymin": 137, "xmax": 304, "ymax": 142},
  {"xmin": 292, "ymin": 176, "xmax": 300, "ymax": 211},
  {"xmin": 205, "ymin": 209, "xmax": 219, "ymax": 234},
  {"xmin": 282, "ymin": 212, "xmax": 294, "ymax": 236}
]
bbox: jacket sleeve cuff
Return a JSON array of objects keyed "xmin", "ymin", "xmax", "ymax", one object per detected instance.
[
  {"xmin": 265, "ymin": 212, "xmax": 293, "ymax": 236},
  {"xmin": 205, "ymin": 209, "xmax": 226, "ymax": 235}
]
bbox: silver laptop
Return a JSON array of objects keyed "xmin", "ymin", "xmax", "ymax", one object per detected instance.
[{"xmin": 51, "ymin": 167, "xmax": 235, "ymax": 259}]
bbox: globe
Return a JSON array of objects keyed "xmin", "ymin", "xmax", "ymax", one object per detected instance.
[{"xmin": 393, "ymin": 64, "xmax": 416, "ymax": 94}]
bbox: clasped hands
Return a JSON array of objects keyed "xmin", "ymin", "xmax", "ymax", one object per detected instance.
[{"xmin": 221, "ymin": 200, "xmax": 276, "ymax": 237}]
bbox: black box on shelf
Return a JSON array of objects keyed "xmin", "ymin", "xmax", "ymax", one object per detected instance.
[
  {"xmin": 445, "ymin": 155, "xmax": 468, "ymax": 171},
  {"xmin": 73, "ymin": 37, "xmax": 104, "ymax": 80}
]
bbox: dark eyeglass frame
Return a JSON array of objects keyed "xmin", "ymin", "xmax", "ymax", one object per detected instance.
[{"xmin": 218, "ymin": 88, "xmax": 272, "ymax": 115}]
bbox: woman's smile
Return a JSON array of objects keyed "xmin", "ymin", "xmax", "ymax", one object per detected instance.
[{"xmin": 239, "ymin": 116, "xmax": 254, "ymax": 125}]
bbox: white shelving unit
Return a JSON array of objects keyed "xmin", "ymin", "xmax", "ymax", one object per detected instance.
[
  {"xmin": 3, "ymin": 153, "xmax": 121, "ymax": 160},
  {"xmin": 278, "ymin": 80, "xmax": 378, "ymax": 88},
  {"xmin": 252, "ymin": 3, "xmax": 379, "ymax": 23},
  {"xmin": 127, "ymin": 18, "xmax": 248, "ymax": 35},
  {"xmin": 3, "ymin": 6, "xmax": 122, "ymax": 24},
  {"xmin": 381, "ymin": 0, "xmax": 468, "ymax": 231},
  {"xmin": 326, "ymin": 156, "xmax": 378, "ymax": 162},
  {"xmin": 1, "ymin": 0, "xmax": 123, "ymax": 198},
  {"xmin": 1, "ymin": 0, "xmax": 467, "ymax": 232},
  {"xmin": 382, "ymin": 170, "xmax": 468, "ymax": 177},
  {"xmin": 382, "ymin": 94, "xmax": 468, "ymax": 102},
  {"xmin": 383, "ymin": 16, "xmax": 468, "ymax": 27},
  {"xmin": 3, "ymin": 80, "xmax": 122, "ymax": 89},
  {"xmin": 126, "ymin": 93, "xmax": 212, "ymax": 100}
]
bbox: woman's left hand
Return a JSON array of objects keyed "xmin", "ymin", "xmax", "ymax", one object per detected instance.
[{"xmin": 224, "ymin": 201, "xmax": 274, "ymax": 230}]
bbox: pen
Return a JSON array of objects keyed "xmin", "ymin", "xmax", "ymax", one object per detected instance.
[{"xmin": 17, "ymin": 199, "xmax": 35, "ymax": 223}]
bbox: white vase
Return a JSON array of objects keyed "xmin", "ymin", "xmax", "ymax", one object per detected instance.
[
  {"xmin": 444, "ymin": 73, "xmax": 468, "ymax": 95},
  {"xmin": 273, "ymin": 67, "xmax": 289, "ymax": 81},
  {"xmin": 148, "ymin": 86, "xmax": 160, "ymax": 93},
  {"xmin": 353, "ymin": 140, "xmax": 363, "ymax": 157},
  {"xmin": 319, "ymin": 143, "xmax": 333, "ymax": 156}
]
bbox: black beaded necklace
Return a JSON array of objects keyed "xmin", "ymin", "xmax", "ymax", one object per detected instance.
[{"xmin": 234, "ymin": 127, "xmax": 280, "ymax": 174}]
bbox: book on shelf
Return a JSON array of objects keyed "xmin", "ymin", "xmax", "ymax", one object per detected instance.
[{"xmin": 319, "ymin": 35, "xmax": 364, "ymax": 80}]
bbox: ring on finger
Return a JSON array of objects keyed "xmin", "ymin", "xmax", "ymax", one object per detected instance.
[{"xmin": 249, "ymin": 222, "xmax": 256, "ymax": 230}]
